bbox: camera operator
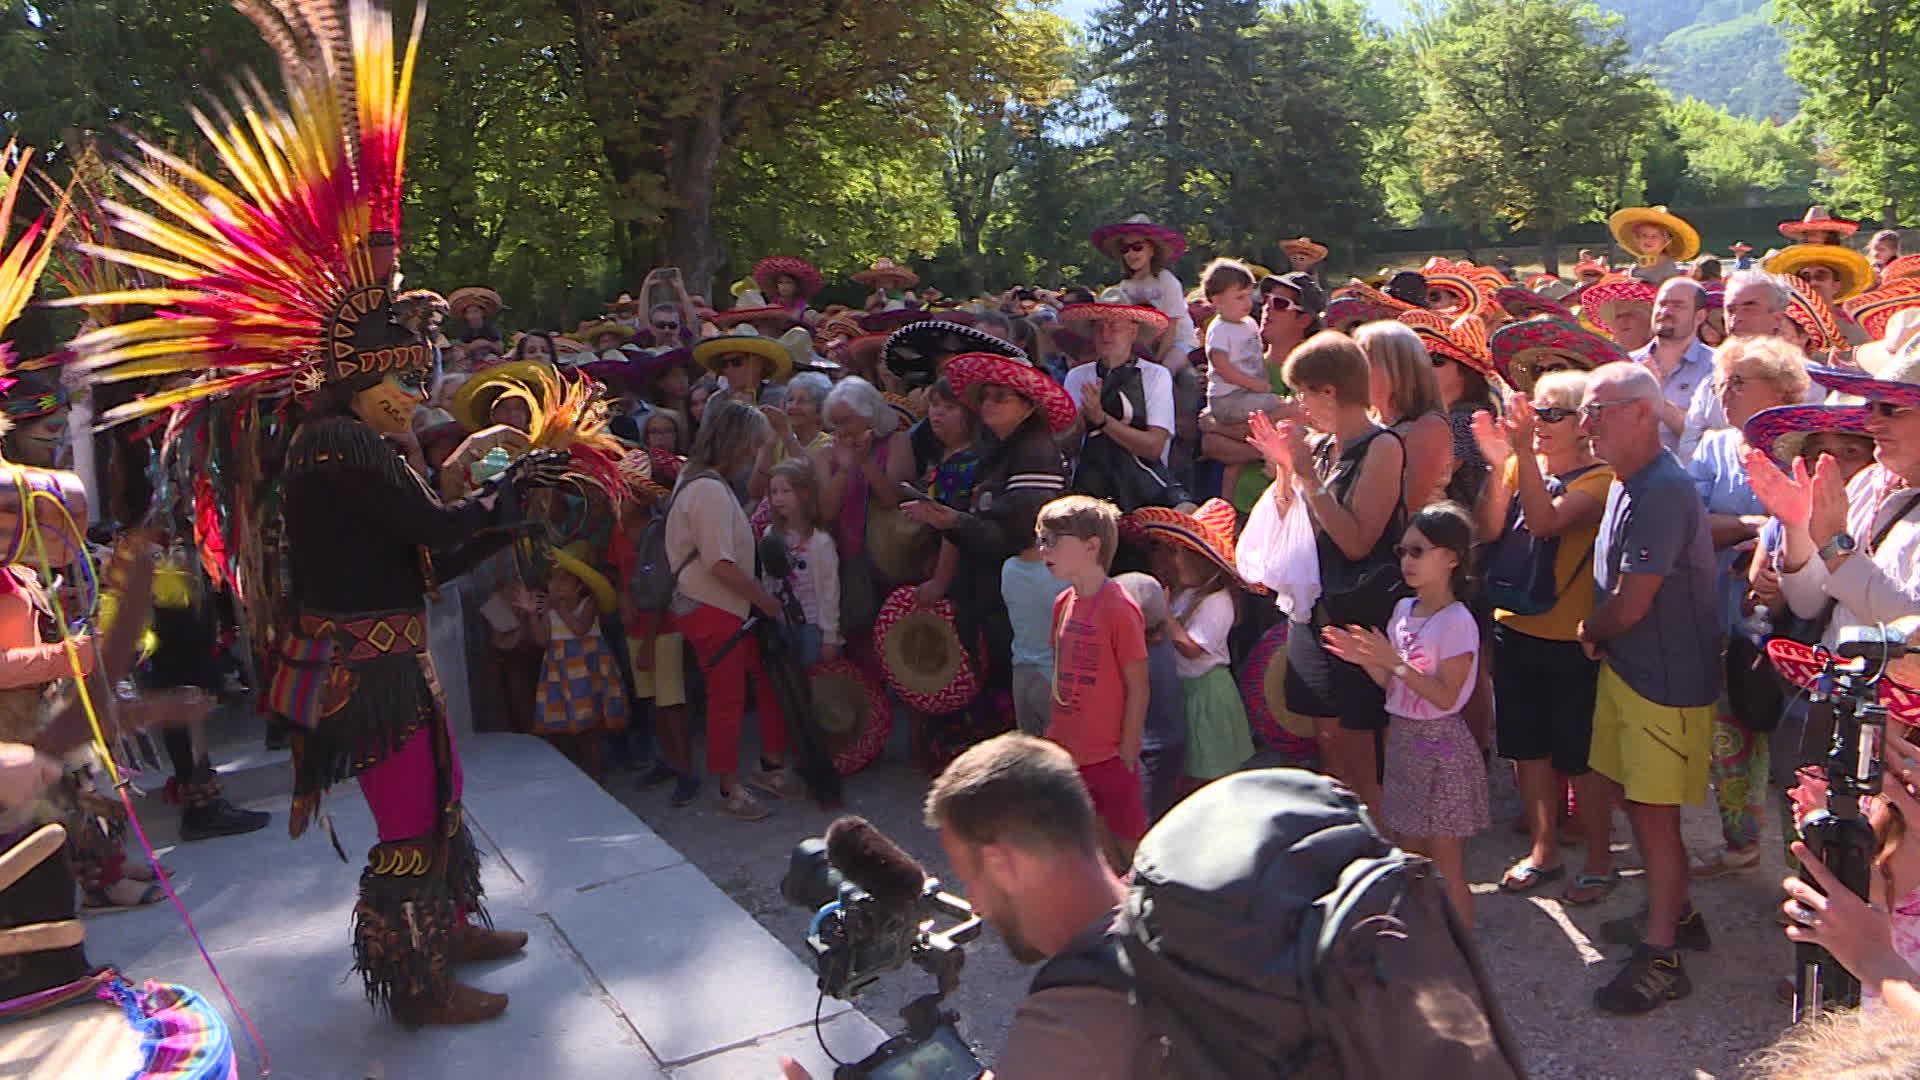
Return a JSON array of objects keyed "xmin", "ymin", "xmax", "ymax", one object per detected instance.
[{"xmin": 779, "ymin": 733, "xmax": 1156, "ymax": 1080}]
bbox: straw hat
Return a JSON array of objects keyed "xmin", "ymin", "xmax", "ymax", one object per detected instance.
[
  {"xmin": 1742, "ymin": 400, "xmax": 1872, "ymax": 467},
  {"xmin": 874, "ymin": 586, "xmax": 982, "ymax": 714},
  {"xmin": 1130, "ymin": 499, "xmax": 1266, "ymax": 594},
  {"xmin": 1779, "ymin": 206, "xmax": 1860, "ymax": 244},
  {"xmin": 1240, "ymin": 623, "xmax": 1318, "ymax": 760},
  {"xmin": 808, "ymin": 658, "xmax": 892, "ymax": 774},
  {"xmin": 944, "ymin": 352, "xmax": 1076, "ymax": 433},
  {"xmin": 447, "ymin": 286, "xmax": 503, "ymax": 319},
  {"xmin": 550, "ymin": 542, "xmax": 618, "ymax": 616},
  {"xmin": 451, "ymin": 360, "xmax": 556, "ymax": 431},
  {"xmin": 570, "ymin": 319, "xmax": 630, "ymax": 346},
  {"xmin": 1784, "ymin": 284, "xmax": 1845, "ymax": 351},
  {"xmin": 1490, "ymin": 318, "xmax": 1628, "ymax": 394},
  {"xmin": 1842, "ymin": 279, "xmax": 1920, "ymax": 342},
  {"xmin": 1607, "ymin": 205, "xmax": 1702, "ymax": 262},
  {"xmin": 1399, "ymin": 308, "xmax": 1494, "ymax": 375},
  {"xmin": 709, "ymin": 305, "xmax": 801, "ymax": 334},
  {"xmin": 692, "ymin": 326, "xmax": 794, "ymax": 380},
  {"xmin": 1280, "ymin": 236, "xmax": 1329, "ymax": 266},
  {"xmin": 1766, "ymin": 244, "xmax": 1875, "ymax": 303},
  {"xmin": 1089, "ymin": 213, "xmax": 1187, "ymax": 264},
  {"xmin": 851, "ymin": 258, "xmax": 920, "ymax": 290},
  {"xmin": 1494, "ymin": 284, "xmax": 1573, "ymax": 322},
  {"xmin": 752, "ymin": 256, "xmax": 823, "ymax": 299}
]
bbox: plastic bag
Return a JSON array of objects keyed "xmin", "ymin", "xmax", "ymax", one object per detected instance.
[{"xmin": 1236, "ymin": 480, "xmax": 1320, "ymax": 619}]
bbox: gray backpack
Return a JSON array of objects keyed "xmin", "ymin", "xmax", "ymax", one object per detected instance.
[{"xmin": 1035, "ymin": 769, "xmax": 1526, "ymax": 1079}]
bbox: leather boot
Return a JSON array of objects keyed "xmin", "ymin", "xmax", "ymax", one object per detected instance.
[
  {"xmin": 178, "ymin": 770, "xmax": 270, "ymax": 842},
  {"xmin": 450, "ymin": 921, "xmax": 529, "ymax": 965},
  {"xmin": 391, "ymin": 979, "xmax": 509, "ymax": 1027}
]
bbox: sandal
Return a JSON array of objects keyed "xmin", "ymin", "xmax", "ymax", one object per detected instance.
[
  {"xmin": 1499, "ymin": 861, "xmax": 1566, "ymax": 894},
  {"xmin": 82, "ymin": 879, "xmax": 166, "ymax": 911},
  {"xmin": 1562, "ymin": 870, "xmax": 1621, "ymax": 906},
  {"xmin": 718, "ymin": 789, "xmax": 770, "ymax": 822}
]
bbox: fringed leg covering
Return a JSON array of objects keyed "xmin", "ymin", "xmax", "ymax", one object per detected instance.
[
  {"xmin": 351, "ymin": 838, "xmax": 455, "ymax": 1018},
  {"xmin": 442, "ymin": 804, "xmax": 489, "ymax": 930}
]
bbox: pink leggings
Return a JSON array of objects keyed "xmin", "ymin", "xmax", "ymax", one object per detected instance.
[
  {"xmin": 358, "ymin": 723, "xmax": 463, "ymax": 842},
  {"xmin": 679, "ymin": 603, "xmax": 787, "ymax": 776}
]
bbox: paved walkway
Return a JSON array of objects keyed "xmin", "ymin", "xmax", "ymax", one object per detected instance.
[{"xmin": 69, "ymin": 733, "xmax": 883, "ymax": 1079}]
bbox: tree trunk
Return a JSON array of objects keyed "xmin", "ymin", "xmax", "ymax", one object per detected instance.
[
  {"xmin": 1540, "ymin": 226, "xmax": 1559, "ymax": 275},
  {"xmin": 662, "ymin": 91, "xmax": 729, "ymax": 298}
]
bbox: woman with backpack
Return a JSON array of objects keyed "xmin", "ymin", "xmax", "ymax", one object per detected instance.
[{"xmin": 1470, "ymin": 370, "xmax": 1615, "ymax": 900}]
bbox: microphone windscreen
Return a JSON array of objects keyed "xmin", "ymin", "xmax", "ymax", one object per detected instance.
[
  {"xmin": 759, "ymin": 532, "xmax": 792, "ymax": 580},
  {"xmin": 824, "ymin": 815, "xmax": 926, "ymax": 910}
]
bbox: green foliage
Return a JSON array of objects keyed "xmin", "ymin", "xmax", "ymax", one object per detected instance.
[
  {"xmin": 1657, "ymin": 96, "xmax": 1814, "ymax": 204},
  {"xmin": 1777, "ymin": 0, "xmax": 1920, "ymax": 224}
]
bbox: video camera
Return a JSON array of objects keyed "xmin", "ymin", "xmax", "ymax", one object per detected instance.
[
  {"xmin": 782, "ymin": 816, "xmax": 985, "ymax": 1080},
  {"xmin": 1786, "ymin": 624, "xmax": 1915, "ymax": 1019}
]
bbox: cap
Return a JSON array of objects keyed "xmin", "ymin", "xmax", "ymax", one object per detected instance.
[{"xmin": 1264, "ymin": 271, "xmax": 1327, "ymax": 315}]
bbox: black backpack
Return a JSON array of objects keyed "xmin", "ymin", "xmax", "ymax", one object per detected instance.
[
  {"xmin": 1035, "ymin": 769, "xmax": 1526, "ymax": 1080},
  {"xmin": 1482, "ymin": 464, "xmax": 1600, "ymax": 616},
  {"xmin": 629, "ymin": 472, "xmax": 710, "ymax": 612}
]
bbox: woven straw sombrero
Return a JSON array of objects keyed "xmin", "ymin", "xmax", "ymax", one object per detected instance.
[
  {"xmin": 1090, "ymin": 213, "xmax": 1187, "ymax": 264},
  {"xmin": 1742, "ymin": 401, "xmax": 1872, "ymax": 467},
  {"xmin": 1785, "ymin": 284, "xmax": 1845, "ymax": 351},
  {"xmin": 447, "ymin": 286, "xmax": 503, "ymax": 319},
  {"xmin": 1842, "ymin": 279, "xmax": 1920, "ymax": 341},
  {"xmin": 1281, "ymin": 236, "xmax": 1329, "ymax": 265},
  {"xmin": 1490, "ymin": 318, "xmax": 1628, "ymax": 394},
  {"xmin": 752, "ymin": 256, "xmax": 823, "ymax": 299},
  {"xmin": 1494, "ymin": 284, "xmax": 1573, "ymax": 322},
  {"xmin": 1057, "ymin": 299, "xmax": 1171, "ymax": 350},
  {"xmin": 874, "ymin": 586, "xmax": 982, "ymax": 714},
  {"xmin": 852, "ymin": 258, "xmax": 920, "ymax": 290},
  {"xmin": 1779, "ymin": 206, "xmax": 1859, "ymax": 244},
  {"xmin": 1419, "ymin": 257, "xmax": 1486, "ymax": 314},
  {"xmin": 1809, "ymin": 351, "xmax": 1920, "ymax": 409},
  {"xmin": 1130, "ymin": 499, "xmax": 1268, "ymax": 594},
  {"xmin": 808, "ymin": 657, "xmax": 892, "ymax": 774},
  {"xmin": 1881, "ymin": 254, "xmax": 1920, "ymax": 283},
  {"xmin": 1767, "ymin": 244, "xmax": 1875, "ymax": 303},
  {"xmin": 451, "ymin": 360, "xmax": 556, "ymax": 431},
  {"xmin": 570, "ymin": 319, "xmax": 630, "ymax": 347},
  {"xmin": 1608, "ymin": 205, "xmax": 1701, "ymax": 262},
  {"xmin": 867, "ymin": 504, "xmax": 937, "ymax": 586},
  {"xmin": 709, "ymin": 305, "xmax": 802, "ymax": 334},
  {"xmin": 1325, "ymin": 295, "xmax": 1408, "ymax": 334},
  {"xmin": 1240, "ymin": 623, "xmax": 1317, "ymax": 761},
  {"xmin": 692, "ymin": 326, "xmax": 794, "ymax": 379},
  {"xmin": 882, "ymin": 391, "xmax": 923, "ymax": 427},
  {"xmin": 1576, "ymin": 279, "xmax": 1656, "ymax": 335},
  {"xmin": 550, "ymin": 543, "xmax": 618, "ymax": 616},
  {"xmin": 945, "ymin": 352, "xmax": 1076, "ymax": 433},
  {"xmin": 1399, "ymin": 308, "xmax": 1494, "ymax": 375}
]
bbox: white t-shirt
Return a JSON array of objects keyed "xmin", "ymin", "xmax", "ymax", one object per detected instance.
[
  {"xmin": 1062, "ymin": 359, "xmax": 1175, "ymax": 464},
  {"xmin": 1383, "ymin": 598, "xmax": 1479, "ymax": 719},
  {"xmin": 1115, "ymin": 270, "xmax": 1200, "ymax": 354},
  {"xmin": 1171, "ymin": 587, "xmax": 1233, "ymax": 679},
  {"xmin": 1204, "ymin": 315, "xmax": 1265, "ymax": 400}
]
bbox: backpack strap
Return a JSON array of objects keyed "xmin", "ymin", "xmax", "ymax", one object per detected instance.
[{"xmin": 1030, "ymin": 931, "xmax": 1132, "ymax": 997}]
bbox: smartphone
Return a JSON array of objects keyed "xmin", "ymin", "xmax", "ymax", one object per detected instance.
[{"xmin": 659, "ymin": 267, "xmax": 682, "ymax": 284}]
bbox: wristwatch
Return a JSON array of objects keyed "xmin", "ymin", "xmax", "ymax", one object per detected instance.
[
  {"xmin": 1393, "ymin": 662, "xmax": 1412, "ymax": 680},
  {"xmin": 1818, "ymin": 533, "xmax": 1858, "ymax": 562}
]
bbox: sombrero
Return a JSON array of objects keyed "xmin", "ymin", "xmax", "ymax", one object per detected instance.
[
  {"xmin": 882, "ymin": 392, "xmax": 923, "ymax": 426},
  {"xmin": 648, "ymin": 447, "xmax": 684, "ymax": 488},
  {"xmin": 608, "ymin": 292, "xmax": 642, "ymax": 316},
  {"xmin": 550, "ymin": 542, "xmax": 618, "ymax": 616},
  {"xmin": 1742, "ymin": 401, "xmax": 1872, "ymax": 468},
  {"xmin": 817, "ymin": 311, "xmax": 866, "ymax": 345},
  {"xmin": 874, "ymin": 585, "xmax": 982, "ymax": 714},
  {"xmin": 550, "ymin": 336, "xmax": 597, "ymax": 365},
  {"xmin": 693, "ymin": 326, "xmax": 794, "ymax": 379},
  {"xmin": 1576, "ymin": 279, "xmax": 1656, "ymax": 335},
  {"xmin": 1130, "ymin": 499, "xmax": 1267, "ymax": 594},
  {"xmin": 570, "ymin": 319, "xmax": 630, "ymax": 346},
  {"xmin": 778, "ymin": 326, "xmax": 820, "ymax": 373},
  {"xmin": 1571, "ymin": 257, "xmax": 1609, "ymax": 282},
  {"xmin": 1090, "ymin": 213, "xmax": 1187, "ymax": 264},
  {"xmin": 616, "ymin": 448, "xmax": 671, "ymax": 503},
  {"xmin": 831, "ymin": 333, "xmax": 888, "ymax": 374},
  {"xmin": 1239, "ymin": 623, "xmax": 1317, "ymax": 761},
  {"xmin": 1857, "ymin": 308, "xmax": 1920, "ymax": 375},
  {"xmin": 808, "ymin": 658, "xmax": 892, "ymax": 774},
  {"xmin": 1766, "ymin": 244, "xmax": 1875, "ymax": 302},
  {"xmin": 627, "ymin": 345, "xmax": 698, "ymax": 385},
  {"xmin": 447, "ymin": 286, "xmax": 503, "ymax": 319},
  {"xmin": 1526, "ymin": 274, "xmax": 1575, "ymax": 301},
  {"xmin": 1701, "ymin": 280, "xmax": 1726, "ymax": 310},
  {"xmin": 1325, "ymin": 295, "xmax": 1409, "ymax": 334},
  {"xmin": 1419, "ymin": 258, "xmax": 1486, "ymax": 313},
  {"xmin": 851, "ymin": 258, "xmax": 920, "ymax": 290},
  {"xmin": 1881, "ymin": 254, "xmax": 1920, "ymax": 283},
  {"xmin": 1809, "ymin": 350, "xmax": 1920, "ymax": 408},
  {"xmin": 1730, "ymin": 241, "xmax": 1755, "ymax": 255},
  {"xmin": 1780, "ymin": 206, "xmax": 1859, "ymax": 244},
  {"xmin": 1280, "ymin": 236, "xmax": 1329, "ymax": 264},
  {"xmin": 1608, "ymin": 205, "xmax": 1702, "ymax": 262},
  {"xmin": 451, "ymin": 360, "xmax": 556, "ymax": 431},
  {"xmin": 1785, "ymin": 284, "xmax": 1845, "ymax": 351},
  {"xmin": 1490, "ymin": 318, "xmax": 1628, "ymax": 394},
  {"xmin": 752, "ymin": 256, "xmax": 823, "ymax": 299},
  {"xmin": 1494, "ymin": 284, "xmax": 1573, "ymax": 322},
  {"xmin": 884, "ymin": 319, "xmax": 1024, "ymax": 385},
  {"xmin": 1057, "ymin": 298, "xmax": 1171, "ymax": 350},
  {"xmin": 944, "ymin": 351, "xmax": 1076, "ymax": 433},
  {"xmin": 1842, "ymin": 279, "xmax": 1920, "ymax": 341},
  {"xmin": 859, "ymin": 308, "xmax": 934, "ymax": 335},
  {"xmin": 1768, "ymin": 637, "xmax": 1920, "ymax": 728},
  {"xmin": 1399, "ymin": 308, "xmax": 1494, "ymax": 375},
  {"xmin": 709, "ymin": 305, "xmax": 802, "ymax": 333}
]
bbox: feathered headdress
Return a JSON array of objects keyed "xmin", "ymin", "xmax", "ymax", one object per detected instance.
[
  {"xmin": 48, "ymin": 0, "xmax": 429, "ymax": 427},
  {"xmin": 0, "ymin": 141, "xmax": 70, "ymax": 370},
  {"xmin": 495, "ymin": 366, "xmax": 627, "ymax": 504}
]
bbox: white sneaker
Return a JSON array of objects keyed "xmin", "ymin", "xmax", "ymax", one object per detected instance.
[{"xmin": 1689, "ymin": 845, "xmax": 1761, "ymax": 879}]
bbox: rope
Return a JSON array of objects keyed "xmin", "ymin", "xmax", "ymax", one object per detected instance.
[{"xmin": 18, "ymin": 470, "xmax": 271, "ymax": 1076}]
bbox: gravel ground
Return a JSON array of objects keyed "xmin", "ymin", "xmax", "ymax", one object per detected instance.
[{"xmin": 614, "ymin": 729, "xmax": 1802, "ymax": 1080}]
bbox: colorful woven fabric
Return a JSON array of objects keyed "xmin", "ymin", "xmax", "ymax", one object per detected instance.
[
  {"xmin": 99, "ymin": 976, "xmax": 238, "ymax": 1080},
  {"xmin": 535, "ymin": 630, "xmax": 629, "ymax": 736}
]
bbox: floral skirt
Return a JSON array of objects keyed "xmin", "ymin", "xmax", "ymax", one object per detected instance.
[
  {"xmin": 1382, "ymin": 711, "xmax": 1489, "ymax": 839},
  {"xmin": 534, "ymin": 636, "xmax": 629, "ymax": 736}
]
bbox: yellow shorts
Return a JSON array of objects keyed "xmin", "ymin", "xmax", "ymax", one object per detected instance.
[
  {"xmin": 1588, "ymin": 662, "xmax": 1712, "ymax": 806},
  {"xmin": 630, "ymin": 631, "xmax": 687, "ymax": 708}
]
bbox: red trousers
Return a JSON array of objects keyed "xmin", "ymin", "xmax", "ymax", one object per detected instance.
[{"xmin": 679, "ymin": 603, "xmax": 787, "ymax": 776}]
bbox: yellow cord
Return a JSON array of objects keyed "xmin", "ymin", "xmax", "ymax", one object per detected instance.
[{"xmin": 15, "ymin": 470, "xmax": 115, "ymax": 777}]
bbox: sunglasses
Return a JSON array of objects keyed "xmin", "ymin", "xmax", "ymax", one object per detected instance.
[
  {"xmin": 652, "ymin": 321, "xmax": 680, "ymax": 332},
  {"xmin": 1122, "ymin": 241, "xmax": 1154, "ymax": 254},
  {"xmin": 1580, "ymin": 398, "xmax": 1640, "ymax": 421},
  {"xmin": 1532, "ymin": 406, "xmax": 1576, "ymax": 424},
  {"xmin": 1267, "ymin": 295, "xmax": 1297, "ymax": 312},
  {"xmin": 1393, "ymin": 543, "xmax": 1433, "ymax": 560}
]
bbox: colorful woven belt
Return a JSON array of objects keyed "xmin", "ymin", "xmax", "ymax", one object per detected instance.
[{"xmin": 296, "ymin": 611, "xmax": 427, "ymax": 661}]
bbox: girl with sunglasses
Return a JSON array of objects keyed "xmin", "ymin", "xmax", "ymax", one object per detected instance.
[{"xmin": 1092, "ymin": 214, "xmax": 1200, "ymax": 366}]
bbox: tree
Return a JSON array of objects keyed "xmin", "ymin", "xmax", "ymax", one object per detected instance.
[
  {"xmin": 1405, "ymin": 0, "xmax": 1663, "ymax": 272},
  {"xmin": 1776, "ymin": 0, "xmax": 1920, "ymax": 224},
  {"xmin": 1659, "ymin": 96, "xmax": 1815, "ymax": 205}
]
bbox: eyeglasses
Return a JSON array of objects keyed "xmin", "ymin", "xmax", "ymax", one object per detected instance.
[
  {"xmin": 652, "ymin": 321, "xmax": 680, "ymax": 332},
  {"xmin": 1393, "ymin": 543, "xmax": 1433, "ymax": 560},
  {"xmin": 1532, "ymin": 406, "xmax": 1576, "ymax": 424},
  {"xmin": 1579, "ymin": 397, "xmax": 1641, "ymax": 421},
  {"xmin": 1035, "ymin": 532, "xmax": 1077, "ymax": 550},
  {"xmin": 1870, "ymin": 400, "xmax": 1915, "ymax": 418},
  {"xmin": 1713, "ymin": 375, "xmax": 1751, "ymax": 395},
  {"xmin": 1267, "ymin": 295, "xmax": 1297, "ymax": 312},
  {"xmin": 1122, "ymin": 241, "xmax": 1153, "ymax": 254}
]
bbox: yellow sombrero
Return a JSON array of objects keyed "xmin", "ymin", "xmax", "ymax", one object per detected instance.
[
  {"xmin": 1765, "ymin": 243, "xmax": 1875, "ymax": 302},
  {"xmin": 1607, "ymin": 205, "xmax": 1701, "ymax": 263},
  {"xmin": 551, "ymin": 542, "xmax": 618, "ymax": 616},
  {"xmin": 692, "ymin": 326, "xmax": 794, "ymax": 379},
  {"xmin": 451, "ymin": 360, "xmax": 556, "ymax": 431}
]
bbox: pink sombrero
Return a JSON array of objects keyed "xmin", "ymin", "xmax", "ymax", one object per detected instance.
[
  {"xmin": 752, "ymin": 256, "xmax": 823, "ymax": 300},
  {"xmin": 1130, "ymin": 499, "xmax": 1268, "ymax": 595},
  {"xmin": 1494, "ymin": 284, "xmax": 1573, "ymax": 322},
  {"xmin": 1741, "ymin": 402, "xmax": 1873, "ymax": 467},
  {"xmin": 1090, "ymin": 213, "xmax": 1186, "ymax": 264},
  {"xmin": 1843, "ymin": 278, "xmax": 1920, "ymax": 342},
  {"xmin": 1768, "ymin": 638, "xmax": 1919, "ymax": 728},
  {"xmin": 944, "ymin": 351, "xmax": 1076, "ymax": 433},
  {"xmin": 874, "ymin": 586, "xmax": 982, "ymax": 715},
  {"xmin": 1809, "ymin": 350, "xmax": 1920, "ymax": 409},
  {"xmin": 1490, "ymin": 318, "xmax": 1628, "ymax": 394},
  {"xmin": 808, "ymin": 657, "xmax": 893, "ymax": 775},
  {"xmin": 1240, "ymin": 623, "xmax": 1317, "ymax": 762},
  {"xmin": 1057, "ymin": 299, "xmax": 1171, "ymax": 351},
  {"xmin": 1779, "ymin": 206, "xmax": 1859, "ymax": 244},
  {"xmin": 1576, "ymin": 278, "xmax": 1655, "ymax": 335},
  {"xmin": 616, "ymin": 448, "xmax": 671, "ymax": 503},
  {"xmin": 1398, "ymin": 308, "xmax": 1494, "ymax": 375}
]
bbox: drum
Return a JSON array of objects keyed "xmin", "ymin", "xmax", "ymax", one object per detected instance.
[
  {"xmin": 0, "ymin": 975, "xmax": 236, "ymax": 1079},
  {"xmin": 1240, "ymin": 623, "xmax": 1318, "ymax": 764}
]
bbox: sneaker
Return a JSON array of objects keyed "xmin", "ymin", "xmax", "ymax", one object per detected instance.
[
  {"xmin": 1594, "ymin": 945, "xmax": 1691, "ymax": 1014},
  {"xmin": 718, "ymin": 788, "xmax": 771, "ymax": 821},
  {"xmin": 669, "ymin": 775, "xmax": 702, "ymax": 808},
  {"xmin": 1689, "ymin": 845, "xmax": 1762, "ymax": 879},
  {"xmin": 636, "ymin": 762, "xmax": 680, "ymax": 790},
  {"xmin": 746, "ymin": 767, "xmax": 806, "ymax": 801},
  {"xmin": 1599, "ymin": 905, "xmax": 1713, "ymax": 952}
]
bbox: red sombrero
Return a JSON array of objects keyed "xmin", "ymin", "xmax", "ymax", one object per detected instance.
[
  {"xmin": 1281, "ymin": 236, "xmax": 1329, "ymax": 264},
  {"xmin": 447, "ymin": 286, "xmax": 503, "ymax": 319},
  {"xmin": 874, "ymin": 586, "xmax": 982, "ymax": 714},
  {"xmin": 1494, "ymin": 284, "xmax": 1573, "ymax": 322},
  {"xmin": 858, "ymin": 308, "xmax": 933, "ymax": 334},
  {"xmin": 1780, "ymin": 206, "xmax": 1859, "ymax": 244},
  {"xmin": 1090, "ymin": 213, "xmax": 1187, "ymax": 264},
  {"xmin": 944, "ymin": 351, "xmax": 1076, "ymax": 433},
  {"xmin": 830, "ymin": 333, "xmax": 888, "ymax": 373},
  {"xmin": 1325, "ymin": 295, "xmax": 1409, "ymax": 333},
  {"xmin": 752, "ymin": 256, "xmax": 822, "ymax": 299},
  {"xmin": 1419, "ymin": 257, "xmax": 1486, "ymax": 313},
  {"xmin": 851, "ymin": 258, "xmax": 920, "ymax": 290},
  {"xmin": 1576, "ymin": 278, "xmax": 1656, "ymax": 334},
  {"xmin": 616, "ymin": 448, "xmax": 671, "ymax": 503},
  {"xmin": 1843, "ymin": 278, "xmax": 1920, "ymax": 341},
  {"xmin": 1785, "ymin": 284, "xmax": 1845, "ymax": 351},
  {"xmin": 1130, "ymin": 499, "xmax": 1267, "ymax": 594},
  {"xmin": 1809, "ymin": 355, "xmax": 1920, "ymax": 409},
  {"xmin": 1240, "ymin": 623, "xmax": 1317, "ymax": 763},
  {"xmin": 1882, "ymin": 254, "xmax": 1920, "ymax": 283},
  {"xmin": 1399, "ymin": 308, "xmax": 1494, "ymax": 375},
  {"xmin": 1768, "ymin": 638, "xmax": 1919, "ymax": 728},
  {"xmin": 1490, "ymin": 318, "xmax": 1628, "ymax": 393},
  {"xmin": 1742, "ymin": 402, "xmax": 1873, "ymax": 467},
  {"xmin": 1058, "ymin": 300, "xmax": 1171, "ymax": 350},
  {"xmin": 808, "ymin": 658, "xmax": 892, "ymax": 775},
  {"xmin": 709, "ymin": 305, "xmax": 802, "ymax": 333}
]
